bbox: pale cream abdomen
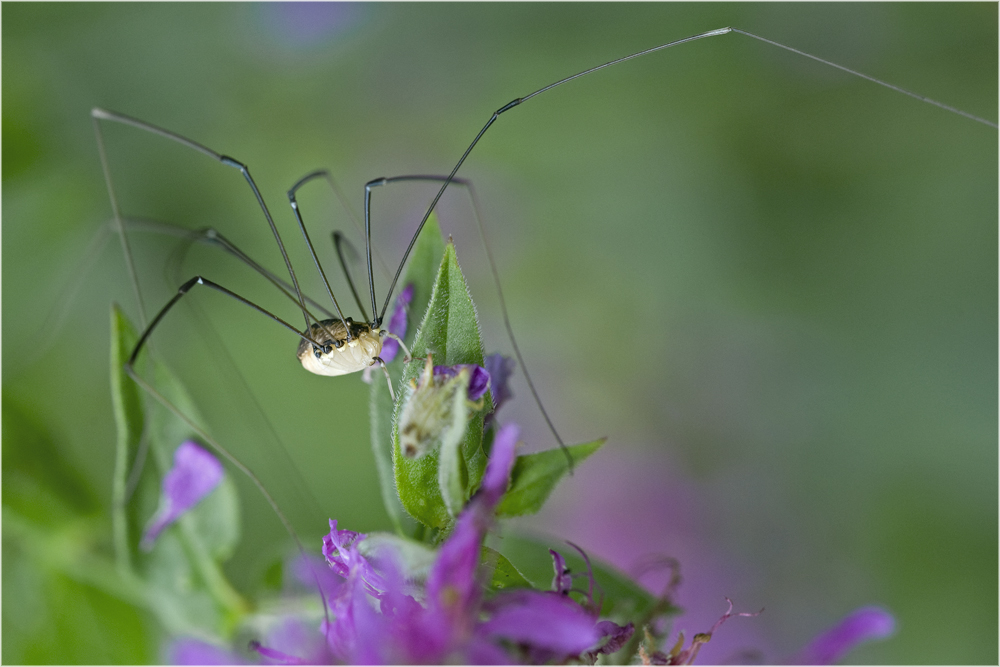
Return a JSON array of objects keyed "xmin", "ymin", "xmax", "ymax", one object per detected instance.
[{"xmin": 296, "ymin": 319, "xmax": 384, "ymax": 377}]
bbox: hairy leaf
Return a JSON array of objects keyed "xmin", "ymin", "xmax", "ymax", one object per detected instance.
[
  {"xmin": 393, "ymin": 242, "xmax": 489, "ymax": 530},
  {"xmin": 496, "ymin": 439, "xmax": 605, "ymax": 517}
]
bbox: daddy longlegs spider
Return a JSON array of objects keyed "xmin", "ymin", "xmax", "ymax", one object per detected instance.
[{"xmin": 94, "ymin": 26, "xmax": 995, "ymax": 584}]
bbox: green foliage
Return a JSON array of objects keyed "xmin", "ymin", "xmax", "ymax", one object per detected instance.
[
  {"xmin": 110, "ymin": 306, "xmax": 247, "ymax": 640},
  {"xmin": 483, "ymin": 546, "xmax": 534, "ymax": 592},
  {"xmin": 497, "ymin": 439, "xmax": 605, "ymax": 518},
  {"xmin": 2, "ymin": 398, "xmax": 157, "ymax": 664}
]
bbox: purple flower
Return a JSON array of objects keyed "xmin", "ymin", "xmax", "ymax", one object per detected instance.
[
  {"xmin": 141, "ymin": 441, "xmax": 224, "ymax": 551},
  {"xmin": 432, "ymin": 363, "xmax": 491, "ymax": 402},
  {"xmin": 789, "ymin": 606, "xmax": 895, "ymax": 665},
  {"xmin": 245, "ymin": 423, "xmax": 632, "ymax": 665}
]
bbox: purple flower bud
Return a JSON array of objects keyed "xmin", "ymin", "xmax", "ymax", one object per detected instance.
[
  {"xmin": 141, "ymin": 441, "xmax": 224, "ymax": 551},
  {"xmin": 478, "ymin": 423, "xmax": 519, "ymax": 507},
  {"xmin": 433, "ymin": 363, "xmax": 491, "ymax": 402},
  {"xmin": 791, "ymin": 606, "xmax": 895, "ymax": 665}
]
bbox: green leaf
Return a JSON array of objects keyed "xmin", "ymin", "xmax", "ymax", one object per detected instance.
[
  {"xmin": 393, "ymin": 242, "xmax": 489, "ymax": 530},
  {"xmin": 482, "ymin": 546, "xmax": 534, "ymax": 592},
  {"xmin": 110, "ymin": 304, "xmax": 146, "ymax": 572},
  {"xmin": 370, "ymin": 214, "xmax": 445, "ymax": 534},
  {"xmin": 496, "ymin": 439, "xmax": 606, "ymax": 517}
]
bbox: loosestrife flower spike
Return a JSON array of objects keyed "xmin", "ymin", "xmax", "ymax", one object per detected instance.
[{"xmin": 141, "ymin": 440, "xmax": 224, "ymax": 551}]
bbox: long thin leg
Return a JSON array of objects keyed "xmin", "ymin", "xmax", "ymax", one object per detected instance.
[
  {"xmin": 127, "ymin": 275, "xmax": 323, "ymax": 370},
  {"xmin": 373, "ymin": 26, "xmax": 997, "ymax": 324},
  {"xmin": 93, "ymin": 113, "xmax": 147, "ymax": 328},
  {"xmin": 286, "ymin": 171, "xmax": 352, "ymax": 337},
  {"xmin": 310, "ymin": 169, "xmax": 395, "ymax": 283},
  {"xmin": 125, "ymin": 218, "xmax": 339, "ymax": 321},
  {"xmin": 332, "ymin": 231, "xmax": 371, "ymax": 323},
  {"xmin": 367, "ymin": 174, "xmax": 572, "ymax": 468},
  {"xmin": 91, "ymin": 108, "xmax": 315, "ymax": 336}
]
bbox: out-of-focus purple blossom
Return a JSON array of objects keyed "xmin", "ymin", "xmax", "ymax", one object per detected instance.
[
  {"xmin": 260, "ymin": 2, "xmax": 366, "ymax": 50},
  {"xmin": 432, "ymin": 363, "xmax": 491, "ymax": 402},
  {"xmin": 141, "ymin": 441, "xmax": 224, "ymax": 551},
  {"xmin": 251, "ymin": 424, "xmax": 641, "ymax": 665},
  {"xmin": 483, "ymin": 353, "xmax": 515, "ymax": 420},
  {"xmin": 257, "ymin": 617, "xmax": 334, "ymax": 665},
  {"xmin": 322, "ymin": 520, "xmax": 386, "ymax": 597},
  {"xmin": 168, "ymin": 637, "xmax": 246, "ymax": 665},
  {"xmin": 789, "ymin": 606, "xmax": 895, "ymax": 665},
  {"xmin": 479, "ymin": 589, "xmax": 600, "ymax": 657}
]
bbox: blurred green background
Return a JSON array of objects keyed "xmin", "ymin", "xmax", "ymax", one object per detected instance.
[{"xmin": 3, "ymin": 3, "xmax": 996, "ymax": 664}]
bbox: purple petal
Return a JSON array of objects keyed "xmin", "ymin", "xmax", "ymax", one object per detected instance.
[
  {"xmin": 141, "ymin": 441, "xmax": 224, "ymax": 551},
  {"xmin": 480, "ymin": 589, "xmax": 600, "ymax": 656},
  {"xmin": 380, "ymin": 283, "xmax": 414, "ymax": 363},
  {"xmin": 168, "ymin": 638, "xmax": 246, "ymax": 665},
  {"xmin": 792, "ymin": 606, "xmax": 895, "ymax": 665},
  {"xmin": 289, "ymin": 553, "xmax": 344, "ymax": 603},
  {"xmin": 322, "ymin": 519, "xmax": 385, "ymax": 595},
  {"xmin": 433, "ymin": 363, "xmax": 491, "ymax": 402},
  {"xmin": 426, "ymin": 507, "xmax": 484, "ymax": 633},
  {"xmin": 480, "ymin": 423, "xmax": 519, "ymax": 507},
  {"xmin": 424, "ymin": 424, "xmax": 519, "ymax": 640},
  {"xmin": 483, "ymin": 353, "xmax": 515, "ymax": 419}
]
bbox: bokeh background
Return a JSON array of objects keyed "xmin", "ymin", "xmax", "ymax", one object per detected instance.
[{"xmin": 3, "ymin": 3, "xmax": 996, "ymax": 664}]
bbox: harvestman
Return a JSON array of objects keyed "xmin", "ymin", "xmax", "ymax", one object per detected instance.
[{"xmin": 94, "ymin": 26, "xmax": 996, "ymax": 547}]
